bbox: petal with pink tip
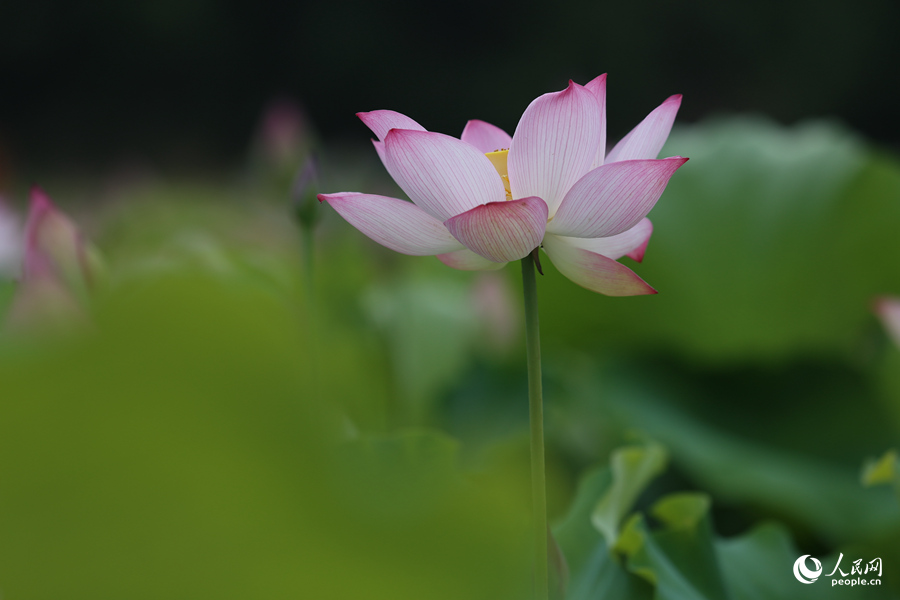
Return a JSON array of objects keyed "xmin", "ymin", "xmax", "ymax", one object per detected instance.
[
  {"xmin": 444, "ymin": 196, "xmax": 548, "ymax": 263},
  {"xmin": 548, "ymin": 157, "xmax": 687, "ymax": 238},
  {"xmin": 437, "ymin": 248, "xmax": 508, "ymax": 271},
  {"xmin": 384, "ymin": 129, "xmax": 507, "ymax": 221},
  {"xmin": 605, "ymin": 95, "xmax": 682, "ymax": 163},
  {"xmin": 508, "ymin": 81, "xmax": 602, "ymax": 216},
  {"xmin": 357, "ymin": 110, "xmax": 426, "ymax": 141},
  {"xmin": 543, "ymin": 234, "xmax": 656, "ymax": 296},
  {"xmin": 7, "ymin": 186, "xmax": 102, "ymax": 331},
  {"xmin": 461, "ymin": 120, "xmax": 513, "ymax": 154},
  {"xmin": 625, "ymin": 220, "xmax": 653, "ymax": 262},
  {"xmin": 585, "ymin": 74, "xmax": 608, "ymax": 169},
  {"xmin": 319, "ymin": 192, "xmax": 464, "ymax": 255},
  {"xmin": 554, "ymin": 218, "xmax": 653, "ymax": 262}
]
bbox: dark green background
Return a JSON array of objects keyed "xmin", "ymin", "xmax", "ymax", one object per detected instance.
[{"xmin": 1, "ymin": 0, "xmax": 898, "ymax": 171}]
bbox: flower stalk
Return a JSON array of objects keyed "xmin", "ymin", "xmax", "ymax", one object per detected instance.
[{"xmin": 522, "ymin": 249, "xmax": 548, "ymax": 600}]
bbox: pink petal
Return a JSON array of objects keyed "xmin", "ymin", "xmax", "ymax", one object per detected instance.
[
  {"xmin": 437, "ymin": 248, "xmax": 508, "ymax": 271},
  {"xmin": 444, "ymin": 196, "xmax": 548, "ymax": 263},
  {"xmin": 875, "ymin": 297, "xmax": 900, "ymax": 348},
  {"xmin": 625, "ymin": 220, "xmax": 653, "ymax": 262},
  {"xmin": 460, "ymin": 119, "xmax": 513, "ymax": 154},
  {"xmin": 372, "ymin": 139, "xmax": 387, "ymax": 166},
  {"xmin": 548, "ymin": 157, "xmax": 688, "ymax": 238},
  {"xmin": 585, "ymin": 74, "xmax": 607, "ymax": 169},
  {"xmin": 257, "ymin": 99, "xmax": 306, "ymax": 164},
  {"xmin": 508, "ymin": 80, "xmax": 602, "ymax": 216},
  {"xmin": 554, "ymin": 218, "xmax": 653, "ymax": 262},
  {"xmin": 319, "ymin": 192, "xmax": 463, "ymax": 255},
  {"xmin": 384, "ymin": 129, "xmax": 507, "ymax": 221},
  {"xmin": 605, "ymin": 95, "xmax": 682, "ymax": 163},
  {"xmin": 357, "ymin": 110, "xmax": 426, "ymax": 141},
  {"xmin": 542, "ymin": 234, "xmax": 656, "ymax": 296}
]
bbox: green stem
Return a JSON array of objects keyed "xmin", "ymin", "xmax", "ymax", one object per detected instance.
[{"xmin": 522, "ymin": 250, "xmax": 548, "ymax": 600}]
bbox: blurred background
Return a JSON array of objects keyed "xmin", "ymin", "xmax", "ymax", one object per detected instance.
[
  {"xmin": 2, "ymin": 1, "xmax": 900, "ymax": 599},
  {"xmin": 1, "ymin": 0, "xmax": 899, "ymax": 176}
]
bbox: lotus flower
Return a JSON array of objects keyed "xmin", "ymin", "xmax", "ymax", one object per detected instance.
[{"xmin": 319, "ymin": 75, "xmax": 687, "ymax": 295}]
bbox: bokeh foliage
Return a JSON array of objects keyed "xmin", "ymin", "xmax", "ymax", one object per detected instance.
[{"xmin": 1, "ymin": 115, "xmax": 899, "ymax": 598}]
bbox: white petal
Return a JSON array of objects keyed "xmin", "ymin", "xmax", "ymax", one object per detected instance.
[
  {"xmin": 585, "ymin": 74, "xmax": 608, "ymax": 169},
  {"xmin": 357, "ymin": 110, "xmax": 426, "ymax": 141},
  {"xmin": 605, "ymin": 95, "xmax": 682, "ymax": 163},
  {"xmin": 461, "ymin": 120, "xmax": 513, "ymax": 154},
  {"xmin": 320, "ymin": 192, "xmax": 463, "ymax": 255},
  {"xmin": 548, "ymin": 157, "xmax": 687, "ymax": 238},
  {"xmin": 444, "ymin": 197, "xmax": 548, "ymax": 263},
  {"xmin": 543, "ymin": 234, "xmax": 656, "ymax": 296},
  {"xmin": 384, "ymin": 129, "xmax": 506, "ymax": 221},
  {"xmin": 555, "ymin": 218, "xmax": 653, "ymax": 261},
  {"xmin": 508, "ymin": 80, "xmax": 602, "ymax": 216}
]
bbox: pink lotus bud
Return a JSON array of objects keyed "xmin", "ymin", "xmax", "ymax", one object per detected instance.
[
  {"xmin": 5, "ymin": 187, "xmax": 102, "ymax": 330},
  {"xmin": 255, "ymin": 98, "xmax": 309, "ymax": 166}
]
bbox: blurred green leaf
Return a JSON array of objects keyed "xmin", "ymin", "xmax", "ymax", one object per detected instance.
[
  {"xmin": 97, "ymin": 183, "xmax": 303, "ymax": 295},
  {"xmin": 566, "ymin": 540, "xmax": 655, "ymax": 600},
  {"xmin": 557, "ymin": 441, "xmax": 898, "ymax": 600},
  {"xmin": 554, "ymin": 465, "xmax": 654, "ymax": 600},
  {"xmin": 555, "ymin": 466, "xmax": 613, "ymax": 576},
  {"xmin": 652, "ymin": 492, "xmax": 712, "ymax": 531},
  {"xmin": 0, "ymin": 270, "xmax": 530, "ymax": 600},
  {"xmin": 862, "ymin": 450, "xmax": 899, "ymax": 487},
  {"xmin": 876, "ymin": 347, "xmax": 900, "ymax": 431},
  {"xmin": 0, "ymin": 279, "xmax": 14, "ymax": 317},
  {"xmin": 718, "ymin": 523, "xmax": 894, "ymax": 600},
  {"xmin": 330, "ymin": 429, "xmax": 532, "ymax": 599},
  {"xmin": 716, "ymin": 523, "xmax": 804, "ymax": 600},
  {"xmin": 620, "ymin": 493, "xmax": 729, "ymax": 600},
  {"xmin": 363, "ymin": 277, "xmax": 482, "ymax": 424},
  {"xmin": 592, "ymin": 442, "xmax": 668, "ymax": 545},
  {"xmin": 549, "ymin": 528, "xmax": 571, "ymax": 600},
  {"xmin": 337, "ymin": 429, "xmax": 462, "ymax": 517},
  {"xmin": 540, "ymin": 118, "xmax": 900, "ymax": 363},
  {"xmin": 862, "ymin": 450, "xmax": 900, "ymax": 506},
  {"xmin": 597, "ymin": 365, "xmax": 900, "ymax": 544}
]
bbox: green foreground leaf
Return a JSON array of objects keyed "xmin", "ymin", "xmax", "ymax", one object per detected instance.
[
  {"xmin": 592, "ymin": 443, "xmax": 668, "ymax": 545},
  {"xmin": 556, "ymin": 443, "xmax": 898, "ymax": 600},
  {"xmin": 0, "ymin": 271, "xmax": 530, "ymax": 600}
]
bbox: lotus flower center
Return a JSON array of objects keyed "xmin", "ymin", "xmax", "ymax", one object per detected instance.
[{"xmin": 485, "ymin": 149, "xmax": 512, "ymax": 201}]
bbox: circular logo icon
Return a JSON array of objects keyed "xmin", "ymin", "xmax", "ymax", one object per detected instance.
[{"xmin": 793, "ymin": 555, "xmax": 822, "ymax": 584}]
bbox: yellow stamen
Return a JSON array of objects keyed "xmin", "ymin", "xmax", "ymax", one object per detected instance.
[{"xmin": 485, "ymin": 149, "xmax": 512, "ymax": 201}]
